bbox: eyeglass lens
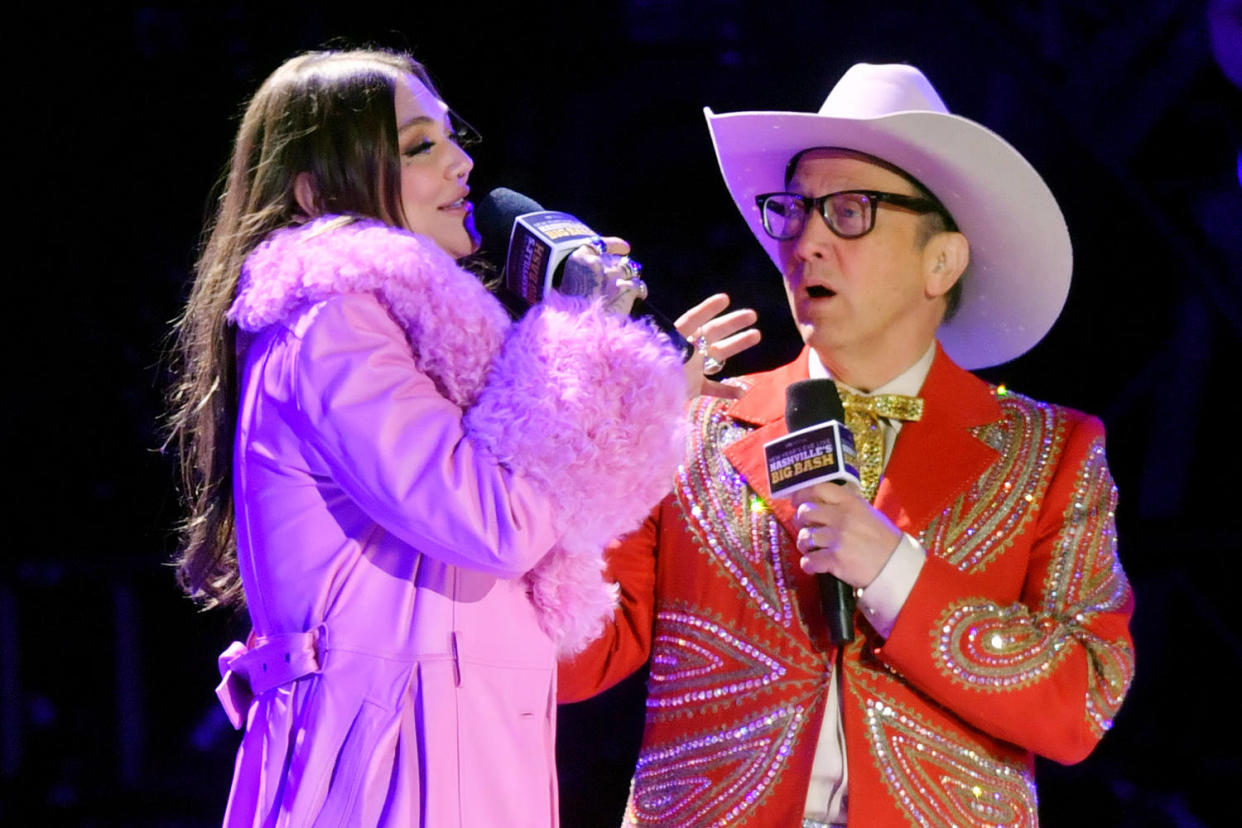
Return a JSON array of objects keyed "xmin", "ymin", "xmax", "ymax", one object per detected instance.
[{"xmin": 762, "ymin": 193, "xmax": 874, "ymax": 240}]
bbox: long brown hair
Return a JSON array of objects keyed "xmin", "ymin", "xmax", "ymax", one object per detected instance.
[{"xmin": 166, "ymin": 49, "xmax": 439, "ymax": 607}]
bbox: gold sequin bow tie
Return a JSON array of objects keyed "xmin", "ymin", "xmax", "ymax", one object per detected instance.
[{"xmin": 835, "ymin": 387, "xmax": 924, "ymax": 502}]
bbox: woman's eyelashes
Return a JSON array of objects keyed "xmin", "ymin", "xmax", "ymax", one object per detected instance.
[
  {"xmin": 402, "ymin": 139, "xmax": 434, "ymax": 158},
  {"xmin": 403, "ymin": 122, "xmax": 461, "ymax": 158}
]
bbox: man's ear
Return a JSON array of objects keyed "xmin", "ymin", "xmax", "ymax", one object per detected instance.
[
  {"xmin": 924, "ymin": 231, "xmax": 969, "ymax": 299},
  {"xmin": 293, "ymin": 171, "xmax": 319, "ymax": 218}
]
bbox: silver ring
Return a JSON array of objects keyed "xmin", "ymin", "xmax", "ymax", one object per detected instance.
[
  {"xmin": 694, "ymin": 334, "xmax": 725, "ymax": 376},
  {"xmin": 620, "ymin": 258, "xmax": 647, "ymax": 301},
  {"xmin": 585, "ymin": 235, "xmax": 607, "ymax": 256},
  {"xmin": 621, "ymin": 257, "xmax": 643, "ymax": 279}
]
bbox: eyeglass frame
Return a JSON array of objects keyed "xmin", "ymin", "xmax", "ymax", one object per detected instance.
[
  {"xmin": 448, "ymin": 110, "xmax": 482, "ymax": 149},
  {"xmin": 753, "ymin": 189, "xmax": 956, "ymax": 241}
]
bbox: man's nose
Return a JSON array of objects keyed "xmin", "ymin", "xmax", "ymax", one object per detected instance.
[{"xmin": 791, "ymin": 211, "xmax": 834, "ymax": 261}]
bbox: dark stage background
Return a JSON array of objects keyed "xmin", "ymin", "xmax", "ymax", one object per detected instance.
[{"xmin": 4, "ymin": 2, "xmax": 1240, "ymax": 825}]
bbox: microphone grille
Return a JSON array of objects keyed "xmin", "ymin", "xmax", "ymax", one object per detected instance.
[
  {"xmin": 785, "ymin": 378, "xmax": 844, "ymax": 431},
  {"xmin": 475, "ymin": 188, "xmax": 543, "ymax": 247}
]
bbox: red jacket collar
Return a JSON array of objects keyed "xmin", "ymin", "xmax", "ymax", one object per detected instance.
[{"xmin": 721, "ymin": 343, "xmax": 1002, "ymax": 536}]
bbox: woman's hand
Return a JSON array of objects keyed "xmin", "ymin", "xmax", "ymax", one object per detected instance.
[
  {"xmin": 559, "ymin": 236, "xmax": 647, "ymax": 315},
  {"xmin": 676, "ymin": 293, "xmax": 761, "ymax": 399}
]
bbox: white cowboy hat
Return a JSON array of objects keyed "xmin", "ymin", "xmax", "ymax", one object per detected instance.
[{"xmin": 705, "ymin": 62, "xmax": 1072, "ymax": 369}]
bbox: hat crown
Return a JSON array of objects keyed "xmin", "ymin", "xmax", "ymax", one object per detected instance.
[{"xmin": 818, "ymin": 63, "xmax": 949, "ymax": 119}]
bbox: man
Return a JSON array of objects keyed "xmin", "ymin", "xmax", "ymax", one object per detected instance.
[{"xmin": 559, "ymin": 63, "xmax": 1134, "ymax": 827}]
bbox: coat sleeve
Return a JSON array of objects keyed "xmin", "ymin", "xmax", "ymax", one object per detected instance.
[
  {"xmin": 465, "ymin": 292, "xmax": 687, "ymax": 654},
  {"xmin": 876, "ymin": 412, "xmax": 1135, "ymax": 764},
  {"xmin": 288, "ymin": 292, "xmax": 559, "ymax": 578},
  {"xmin": 557, "ymin": 503, "xmax": 664, "ymax": 701},
  {"xmin": 463, "ymin": 291, "xmax": 686, "ymax": 563}
]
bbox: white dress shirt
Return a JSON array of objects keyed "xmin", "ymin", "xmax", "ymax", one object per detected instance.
[{"xmin": 801, "ymin": 343, "xmax": 935, "ymax": 825}]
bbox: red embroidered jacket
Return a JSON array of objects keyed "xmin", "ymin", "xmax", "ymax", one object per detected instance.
[{"xmin": 560, "ymin": 346, "xmax": 1135, "ymax": 827}]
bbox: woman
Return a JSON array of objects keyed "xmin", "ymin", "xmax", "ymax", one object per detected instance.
[{"xmin": 166, "ymin": 49, "xmax": 756, "ymax": 826}]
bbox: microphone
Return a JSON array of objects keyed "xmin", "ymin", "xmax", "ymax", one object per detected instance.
[
  {"xmin": 475, "ymin": 187, "xmax": 691, "ymax": 359},
  {"xmin": 763, "ymin": 379, "xmax": 860, "ymax": 644},
  {"xmin": 474, "ymin": 187, "xmax": 596, "ymax": 308}
]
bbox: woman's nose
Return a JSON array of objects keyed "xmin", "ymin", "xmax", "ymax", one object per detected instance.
[{"xmin": 448, "ymin": 144, "xmax": 474, "ymax": 180}]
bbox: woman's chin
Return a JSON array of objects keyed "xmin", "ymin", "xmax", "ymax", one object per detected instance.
[
  {"xmin": 418, "ymin": 224, "xmax": 477, "ymax": 260},
  {"xmin": 462, "ymin": 215, "xmax": 482, "ymax": 256},
  {"xmin": 448, "ymin": 232, "xmax": 480, "ymax": 260}
]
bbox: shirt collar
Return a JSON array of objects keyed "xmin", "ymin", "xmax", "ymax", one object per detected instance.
[{"xmin": 807, "ymin": 341, "xmax": 937, "ymax": 397}]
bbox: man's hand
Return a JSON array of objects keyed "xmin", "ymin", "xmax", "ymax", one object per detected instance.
[
  {"xmin": 792, "ymin": 482, "xmax": 902, "ymax": 588},
  {"xmin": 675, "ymin": 293, "xmax": 761, "ymax": 399}
]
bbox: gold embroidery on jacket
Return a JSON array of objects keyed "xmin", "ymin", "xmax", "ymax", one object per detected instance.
[
  {"xmin": 625, "ymin": 703, "xmax": 808, "ymax": 828},
  {"xmin": 627, "ymin": 392, "xmax": 825, "ymax": 824},
  {"xmin": 677, "ymin": 394, "xmax": 797, "ymax": 630},
  {"xmin": 859, "ymin": 692, "xmax": 1038, "ymax": 828},
  {"xmin": 931, "ymin": 419, "xmax": 1134, "ymax": 709},
  {"xmin": 921, "ymin": 392, "xmax": 1062, "ymax": 573},
  {"xmin": 1042, "ymin": 437, "xmax": 1134, "ymax": 736}
]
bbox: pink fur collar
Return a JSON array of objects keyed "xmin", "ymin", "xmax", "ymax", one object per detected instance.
[{"xmin": 230, "ymin": 215, "xmax": 510, "ymax": 409}]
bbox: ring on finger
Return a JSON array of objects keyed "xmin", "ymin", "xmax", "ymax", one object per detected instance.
[
  {"xmin": 620, "ymin": 257, "xmax": 643, "ymax": 279},
  {"xmin": 618, "ymin": 258, "xmax": 648, "ymax": 301},
  {"xmin": 694, "ymin": 333, "xmax": 709, "ymax": 358},
  {"xmin": 585, "ymin": 235, "xmax": 607, "ymax": 256},
  {"xmin": 694, "ymin": 332, "xmax": 726, "ymax": 376}
]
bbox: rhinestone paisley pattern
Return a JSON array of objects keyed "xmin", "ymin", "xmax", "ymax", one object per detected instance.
[
  {"xmin": 929, "ymin": 398, "xmax": 1133, "ymax": 731},
  {"xmin": 921, "ymin": 392, "xmax": 1058, "ymax": 574},
  {"xmin": 676, "ymin": 392, "xmax": 797, "ymax": 630},
  {"xmin": 647, "ymin": 609, "xmax": 789, "ymax": 711},
  {"xmin": 627, "ymin": 381, "xmax": 1130, "ymax": 826},
  {"xmin": 625, "ymin": 704, "xmax": 806, "ymax": 828},
  {"xmin": 860, "ymin": 694, "xmax": 1038, "ymax": 828},
  {"xmin": 1043, "ymin": 437, "xmax": 1133, "ymax": 735},
  {"xmin": 625, "ymin": 392, "xmax": 827, "ymax": 823}
]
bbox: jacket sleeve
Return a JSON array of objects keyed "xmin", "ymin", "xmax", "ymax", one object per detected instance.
[
  {"xmin": 557, "ymin": 503, "xmax": 664, "ymax": 702},
  {"xmin": 288, "ymin": 292, "xmax": 559, "ymax": 578},
  {"xmin": 876, "ymin": 413, "xmax": 1135, "ymax": 764}
]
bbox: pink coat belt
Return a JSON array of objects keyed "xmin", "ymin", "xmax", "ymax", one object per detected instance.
[{"xmin": 215, "ymin": 627, "xmax": 324, "ymax": 729}]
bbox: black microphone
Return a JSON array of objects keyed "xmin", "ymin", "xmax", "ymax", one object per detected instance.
[
  {"xmin": 763, "ymin": 379, "xmax": 861, "ymax": 644},
  {"xmin": 475, "ymin": 187, "xmax": 585, "ymax": 310},
  {"xmin": 475, "ymin": 187, "xmax": 691, "ymax": 359}
]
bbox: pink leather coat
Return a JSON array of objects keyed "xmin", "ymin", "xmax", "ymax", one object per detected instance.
[{"xmin": 212, "ymin": 217, "xmax": 686, "ymax": 826}]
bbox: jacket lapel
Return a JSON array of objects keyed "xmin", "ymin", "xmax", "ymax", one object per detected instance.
[
  {"xmin": 722, "ymin": 351, "xmax": 810, "ymax": 538},
  {"xmin": 875, "ymin": 343, "xmax": 1002, "ymax": 534}
]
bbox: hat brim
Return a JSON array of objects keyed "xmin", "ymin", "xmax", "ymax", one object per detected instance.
[{"xmin": 705, "ymin": 107, "xmax": 1072, "ymax": 369}]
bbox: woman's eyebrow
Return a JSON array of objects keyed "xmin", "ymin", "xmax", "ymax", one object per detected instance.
[{"xmin": 397, "ymin": 114, "xmax": 435, "ymax": 132}]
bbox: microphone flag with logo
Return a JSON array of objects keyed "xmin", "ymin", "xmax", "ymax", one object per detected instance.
[{"xmin": 763, "ymin": 378, "xmax": 860, "ymax": 643}]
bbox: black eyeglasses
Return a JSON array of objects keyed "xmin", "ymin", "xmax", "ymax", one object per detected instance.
[
  {"xmin": 754, "ymin": 190, "xmax": 949, "ymax": 240},
  {"xmin": 448, "ymin": 110, "xmax": 482, "ymax": 149}
]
